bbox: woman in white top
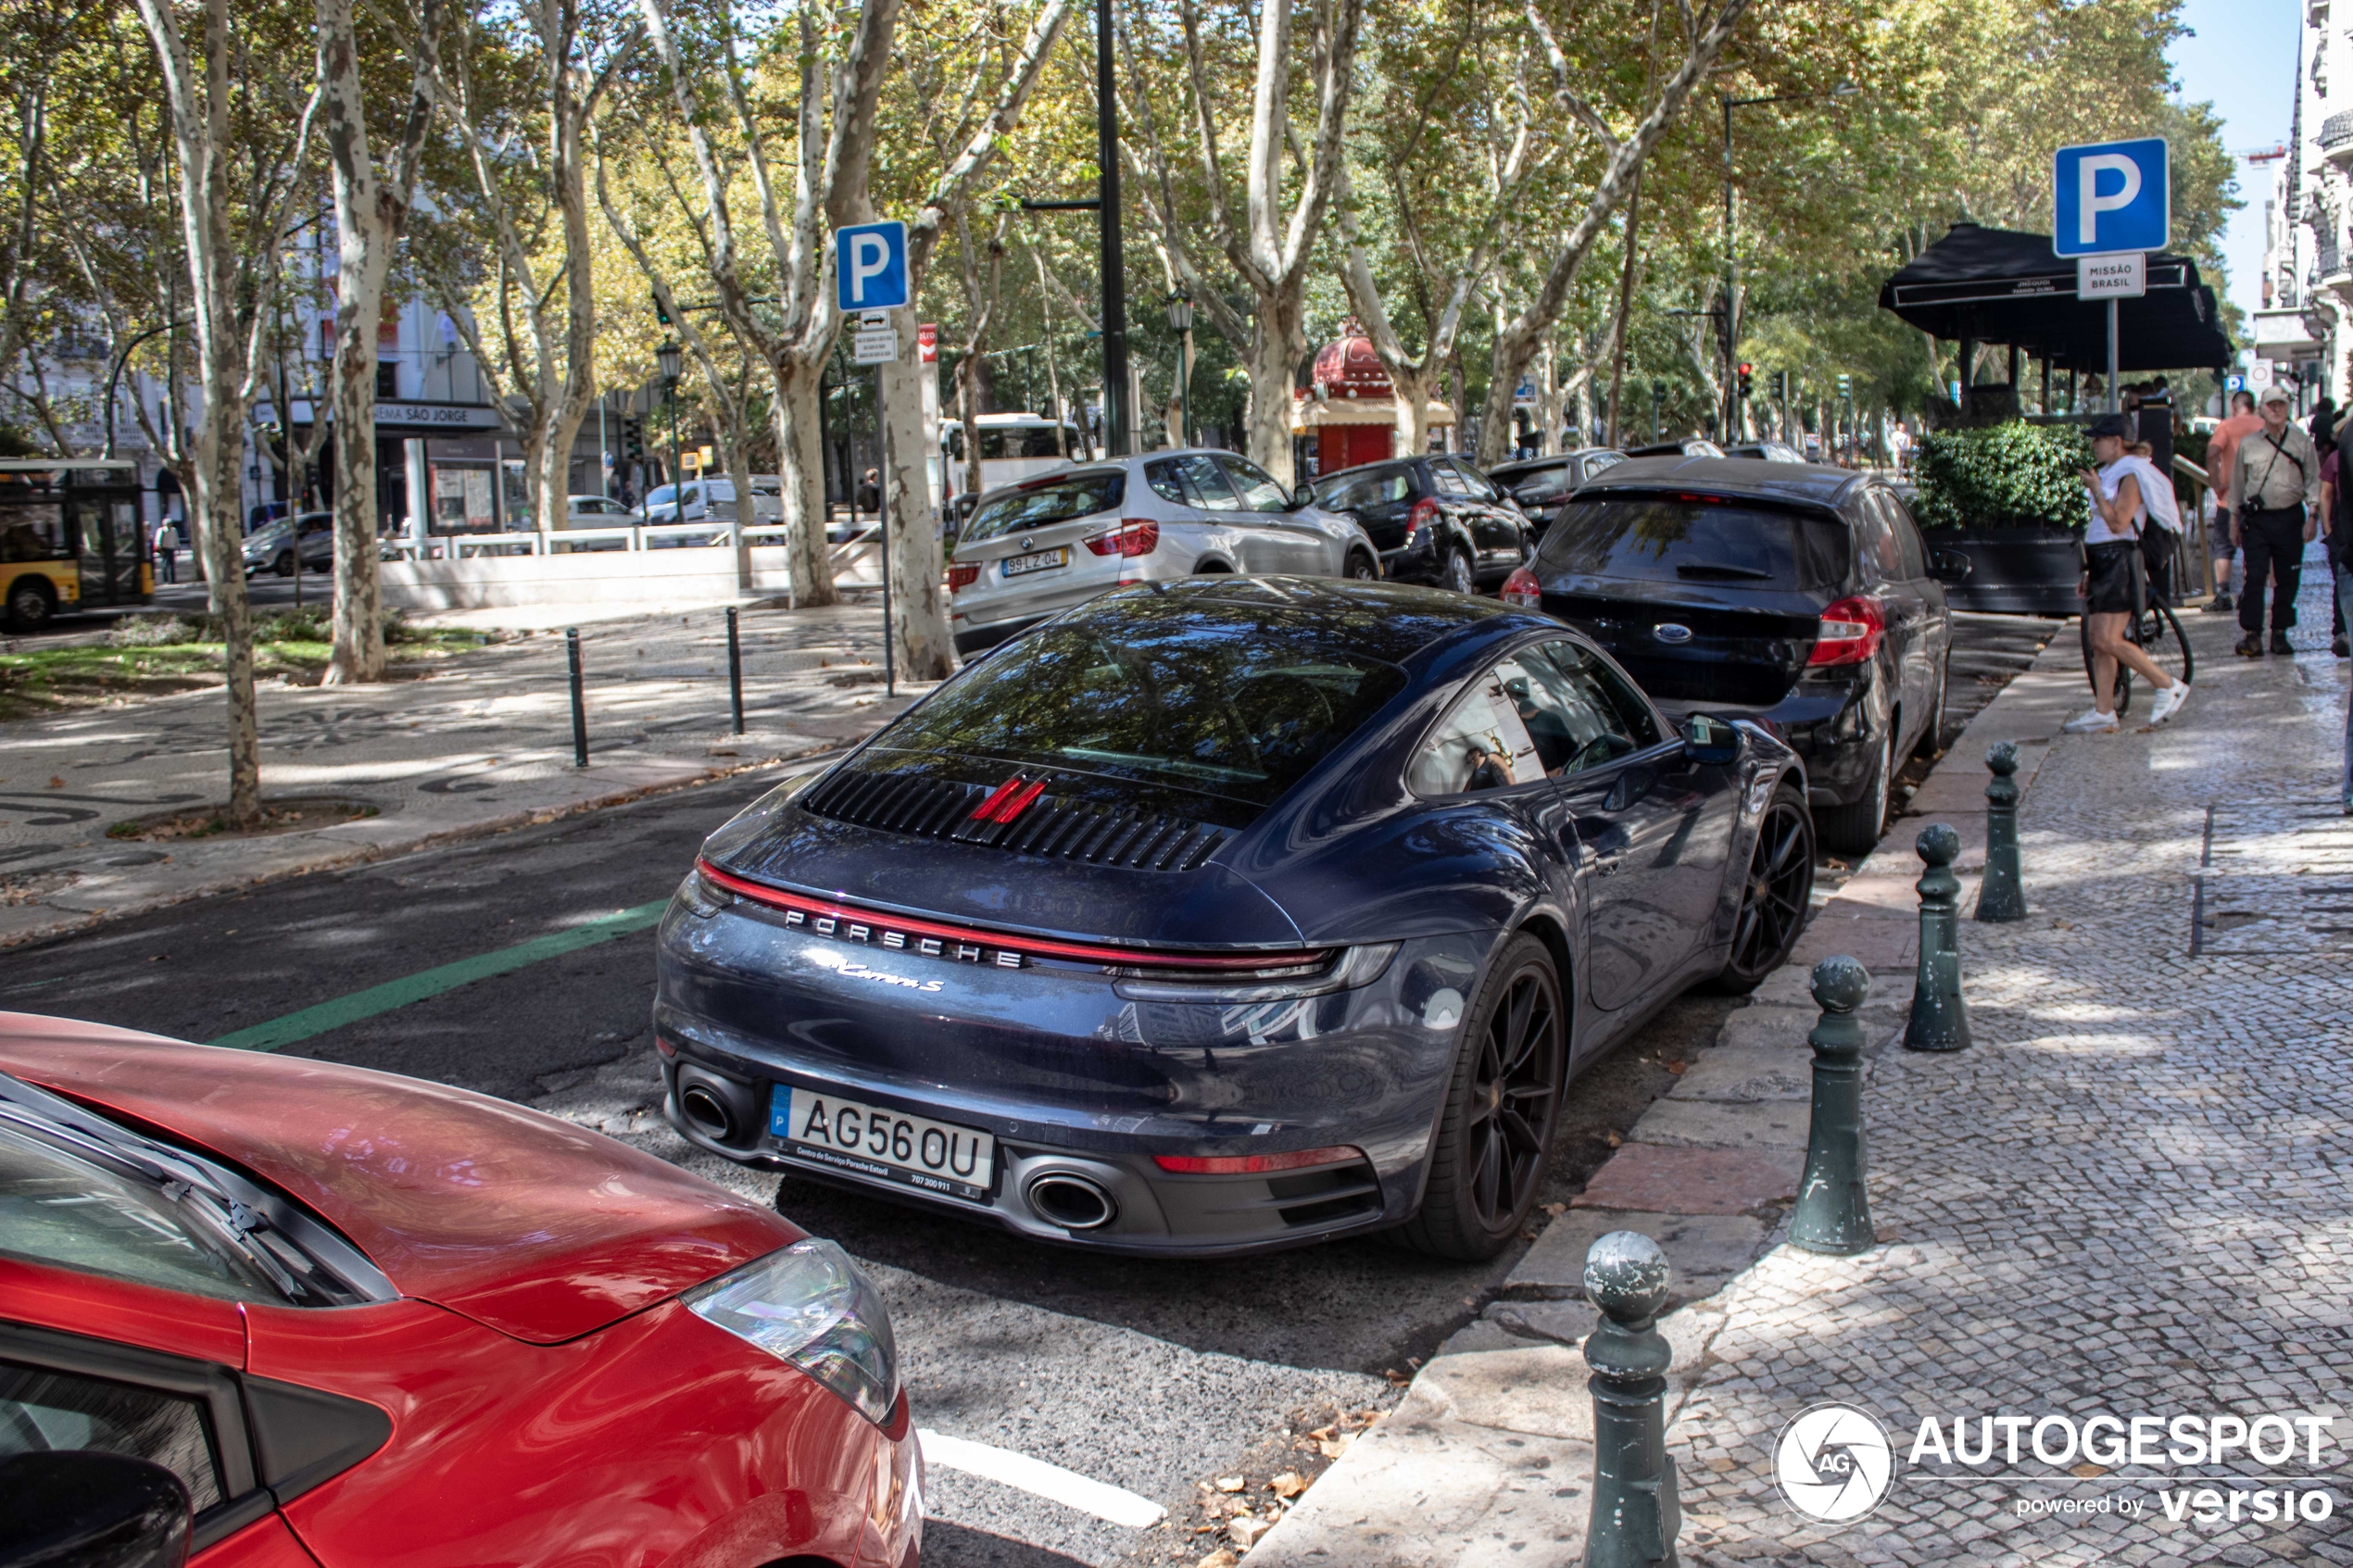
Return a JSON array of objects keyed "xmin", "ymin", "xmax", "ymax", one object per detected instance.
[{"xmin": 2067, "ymin": 415, "xmax": 2189, "ymax": 734}]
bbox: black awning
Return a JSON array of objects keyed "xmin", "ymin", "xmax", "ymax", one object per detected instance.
[{"xmin": 1878, "ymin": 222, "xmax": 2233, "ymax": 373}]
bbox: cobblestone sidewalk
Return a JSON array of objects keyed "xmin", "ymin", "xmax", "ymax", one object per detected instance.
[
  {"xmin": 1676, "ymin": 592, "xmax": 2353, "ymax": 1562},
  {"xmin": 0, "ymin": 602, "xmax": 923, "ymax": 946}
]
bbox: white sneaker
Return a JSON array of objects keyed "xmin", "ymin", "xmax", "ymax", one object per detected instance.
[
  {"xmin": 2147, "ymin": 680, "xmax": 2191, "ymax": 724},
  {"xmin": 2062, "ymin": 707, "xmax": 2120, "ymax": 734}
]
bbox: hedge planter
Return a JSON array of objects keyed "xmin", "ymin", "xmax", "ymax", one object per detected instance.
[{"xmin": 1934, "ymin": 527, "xmax": 2083, "ymax": 617}]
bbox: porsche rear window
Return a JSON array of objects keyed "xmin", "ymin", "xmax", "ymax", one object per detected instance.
[
  {"xmin": 962, "ymin": 473, "xmax": 1126, "ymax": 545},
  {"xmin": 878, "ymin": 599, "xmax": 1406, "ymax": 806},
  {"xmin": 1533, "ymin": 495, "xmax": 1848, "ymax": 589}
]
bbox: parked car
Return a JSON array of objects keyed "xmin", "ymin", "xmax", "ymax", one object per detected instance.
[
  {"xmin": 1720, "ymin": 441, "xmax": 1809, "ymax": 464},
  {"xmin": 943, "ymin": 450, "xmax": 1379, "ymax": 658},
  {"xmin": 1500, "ymin": 456, "xmax": 1962, "ymax": 856},
  {"xmin": 1487, "ymin": 448, "xmax": 1629, "ymax": 533},
  {"xmin": 1620, "ymin": 439, "xmax": 1726, "ymax": 459},
  {"xmin": 653, "ymin": 578, "xmax": 1812, "ymax": 1261},
  {"xmin": 636, "ymin": 476, "xmax": 784, "ymax": 546},
  {"xmin": 558, "ymin": 493, "xmax": 636, "ymax": 552},
  {"xmin": 241, "ymin": 512, "xmax": 333, "ymax": 577},
  {"xmin": 1310, "ymin": 455, "xmax": 1534, "ymax": 595},
  {"xmin": 0, "ymin": 1014, "xmax": 919, "ymax": 1568}
]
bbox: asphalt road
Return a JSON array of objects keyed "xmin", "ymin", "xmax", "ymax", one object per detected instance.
[
  {"xmin": 0, "ymin": 762, "xmax": 1739, "ymax": 1565},
  {"xmin": 0, "ymin": 611, "xmax": 2053, "ymax": 1567}
]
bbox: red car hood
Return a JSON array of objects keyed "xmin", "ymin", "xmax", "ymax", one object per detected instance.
[{"xmin": 0, "ymin": 1015, "xmax": 798, "ymax": 1344}]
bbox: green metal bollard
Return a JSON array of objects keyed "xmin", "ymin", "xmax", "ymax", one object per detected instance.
[
  {"xmin": 1788, "ymin": 956, "xmax": 1875, "ymax": 1255},
  {"xmin": 1903, "ymin": 823, "xmax": 1971, "ymax": 1052},
  {"xmin": 1583, "ymin": 1231, "xmax": 1680, "ymax": 1568},
  {"xmin": 1975, "ymin": 742, "xmax": 2027, "ymax": 922}
]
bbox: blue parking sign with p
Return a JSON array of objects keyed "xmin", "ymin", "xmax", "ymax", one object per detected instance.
[
  {"xmin": 835, "ymin": 222, "xmax": 910, "ymax": 312},
  {"xmin": 2052, "ymin": 138, "xmax": 2168, "ymax": 257}
]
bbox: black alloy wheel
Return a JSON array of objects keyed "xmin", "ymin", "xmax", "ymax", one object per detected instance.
[
  {"xmin": 1713, "ymin": 784, "xmax": 1815, "ymax": 994},
  {"xmin": 1818, "ymin": 725, "xmax": 1895, "ymax": 858},
  {"xmin": 1443, "ymin": 547, "xmax": 1476, "ymax": 596},
  {"xmin": 1396, "ymin": 934, "xmax": 1567, "ymax": 1260},
  {"xmin": 273, "ymin": 551, "xmax": 295, "ymax": 578}
]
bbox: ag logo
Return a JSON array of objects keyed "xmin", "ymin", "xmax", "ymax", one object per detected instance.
[{"xmin": 1774, "ymin": 1403, "xmax": 1894, "ymax": 1523}]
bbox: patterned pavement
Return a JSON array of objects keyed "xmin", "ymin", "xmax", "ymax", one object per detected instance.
[{"xmin": 1673, "ymin": 583, "xmax": 2353, "ymax": 1564}]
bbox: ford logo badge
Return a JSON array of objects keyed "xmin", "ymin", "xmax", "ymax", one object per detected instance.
[{"xmin": 1654, "ymin": 622, "xmax": 1693, "ymax": 644}]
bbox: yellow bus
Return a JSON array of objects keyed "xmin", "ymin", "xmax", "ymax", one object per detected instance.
[{"xmin": 0, "ymin": 459, "xmax": 150, "ymax": 632}]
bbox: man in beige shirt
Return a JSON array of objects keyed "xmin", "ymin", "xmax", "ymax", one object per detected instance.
[{"xmin": 2231, "ymin": 385, "xmax": 2322, "ymax": 656}]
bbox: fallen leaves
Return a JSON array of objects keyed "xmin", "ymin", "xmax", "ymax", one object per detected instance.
[
  {"xmin": 1227, "ymin": 1516, "xmax": 1274, "ymax": 1549},
  {"xmin": 1195, "ymin": 1551, "xmax": 1239, "ymax": 1568},
  {"xmin": 1605, "ymin": 1131, "xmax": 1622, "ymax": 1148},
  {"xmin": 1214, "ymin": 1475, "xmax": 1245, "ymax": 1493},
  {"xmin": 1666, "ymin": 1060, "xmax": 1688, "ymax": 1075},
  {"xmin": 47, "ymin": 776, "xmax": 62, "ymax": 788},
  {"xmin": 1268, "ymin": 1473, "xmax": 1305, "ymax": 1499}
]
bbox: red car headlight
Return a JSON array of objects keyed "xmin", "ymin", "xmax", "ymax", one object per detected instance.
[{"xmin": 684, "ymin": 1238, "xmax": 900, "ymax": 1426}]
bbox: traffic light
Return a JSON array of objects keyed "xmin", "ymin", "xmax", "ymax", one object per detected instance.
[
  {"xmin": 1836, "ymin": 372, "xmax": 1854, "ymax": 398},
  {"xmin": 1737, "ymin": 363, "xmax": 1755, "ymax": 399},
  {"xmin": 652, "ymin": 292, "xmax": 672, "ymax": 328},
  {"xmin": 623, "ymin": 419, "xmax": 644, "ymax": 460},
  {"xmin": 1771, "ymin": 370, "xmax": 1790, "ymax": 402}
]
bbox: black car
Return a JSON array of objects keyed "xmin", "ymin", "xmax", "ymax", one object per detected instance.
[
  {"xmin": 1508, "ymin": 456, "xmax": 1962, "ymax": 856},
  {"xmin": 1489, "ymin": 449, "xmax": 1629, "ymax": 533},
  {"xmin": 1312, "ymin": 456, "xmax": 1531, "ymax": 595},
  {"xmin": 654, "ymin": 579, "xmax": 1813, "ymax": 1261}
]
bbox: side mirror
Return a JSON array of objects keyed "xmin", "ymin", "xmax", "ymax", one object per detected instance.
[
  {"xmin": 1291, "ymin": 483, "xmax": 1316, "ymax": 509},
  {"xmin": 1680, "ymin": 713, "xmax": 1742, "ymax": 766},
  {"xmin": 1929, "ymin": 547, "xmax": 1973, "ymax": 584},
  {"xmin": 0, "ymin": 1451, "xmax": 192, "ymax": 1568}
]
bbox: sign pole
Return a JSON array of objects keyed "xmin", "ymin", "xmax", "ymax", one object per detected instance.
[
  {"xmin": 876, "ymin": 359, "xmax": 895, "ymax": 698},
  {"xmin": 2118, "ymin": 297, "xmax": 2136, "ymax": 413}
]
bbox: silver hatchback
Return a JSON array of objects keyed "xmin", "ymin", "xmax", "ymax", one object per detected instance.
[{"xmin": 946, "ymin": 449, "xmax": 1380, "ymax": 657}]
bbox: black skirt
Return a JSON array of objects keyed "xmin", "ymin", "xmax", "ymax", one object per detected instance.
[{"xmin": 2084, "ymin": 539, "xmax": 2145, "ymax": 616}]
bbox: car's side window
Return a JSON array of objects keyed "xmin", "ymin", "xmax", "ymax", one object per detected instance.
[
  {"xmin": 1407, "ymin": 669, "xmax": 1540, "ymax": 797},
  {"xmin": 1537, "ymin": 641, "xmax": 1663, "ymax": 751},
  {"xmin": 0, "ymin": 1360, "xmax": 226, "ymax": 1512},
  {"xmin": 1449, "ymin": 461, "xmax": 1501, "ymax": 503},
  {"xmin": 1429, "ymin": 462, "xmax": 1473, "ymax": 499},
  {"xmin": 1852, "ymin": 496, "xmax": 1904, "ymax": 583},
  {"xmin": 1495, "ymin": 646, "xmax": 1625, "ymax": 776},
  {"xmin": 1878, "ymin": 491, "xmax": 1929, "ymax": 580},
  {"xmin": 1172, "ymin": 454, "xmax": 1241, "ymax": 510},
  {"xmin": 1217, "ymin": 457, "xmax": 1292, "ymax": 514},
  {"xmin": 1145, "ymin": 459, "xmax": 1188, "ymax": 505}
]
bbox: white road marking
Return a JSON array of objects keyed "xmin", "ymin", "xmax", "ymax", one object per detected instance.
[{"xmin": 917, "ymin": 1429, "xmax": 1168, "ymax": 1529}]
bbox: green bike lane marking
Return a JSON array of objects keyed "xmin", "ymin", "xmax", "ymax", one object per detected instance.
[{"xmin": 208, "ymin": 898, "xmax": 671, "ymax": 1053}]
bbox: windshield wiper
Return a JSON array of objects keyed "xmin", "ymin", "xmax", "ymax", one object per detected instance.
[{"xmin": 1674, "ymin": 561, "xmax": 1772, "ymax": 581}]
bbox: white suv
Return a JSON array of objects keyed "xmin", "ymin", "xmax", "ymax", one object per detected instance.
[{"xmin": 946, "ymin": 450, "xmax": 1379, "ymax": 658}]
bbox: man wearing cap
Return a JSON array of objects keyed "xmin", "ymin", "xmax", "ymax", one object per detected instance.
[{"xmin": 2232, "ymin": 385, "xmax": 2322, "ymax": 657}]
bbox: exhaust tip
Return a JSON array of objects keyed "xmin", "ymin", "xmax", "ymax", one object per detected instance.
[
  {"xmin": 1026, "ymin": 1173, "xmax": 1117, "ymax": 1231},
  {"xmin": 679, "ymin": 1083, "xmax": 736, "ymax": 1142}
]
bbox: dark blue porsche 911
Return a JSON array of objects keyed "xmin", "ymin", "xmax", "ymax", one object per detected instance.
[{"xmin": 652, "ymin": 578, "xmax": 1812, "ymax": 1261}]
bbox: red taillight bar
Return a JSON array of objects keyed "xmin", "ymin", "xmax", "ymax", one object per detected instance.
[
  {"xmin": 695, "ymin": 859, "xmax": 1335, "ymax": 973},
  {"xmin": 1153, "ymin": 1145, "xmax": 1365, "ymax": 1175}
]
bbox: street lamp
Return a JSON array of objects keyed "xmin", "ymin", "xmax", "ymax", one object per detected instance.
[
  {"xmin": 1165, "ymin": 292, "xmax": 1195, "ymax": 448},
  {"xmin": 1721, "ymin": 80, "xmax": 1858, "ymax": 434},
  {"xmin": 656, "ymin": 338, "xmax": 684, "ymax": 533}
]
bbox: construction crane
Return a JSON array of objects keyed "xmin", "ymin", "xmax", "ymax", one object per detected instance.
[{"xmin": 2235, "ymin": 144, "xmax": 2288, "ymax": 163}]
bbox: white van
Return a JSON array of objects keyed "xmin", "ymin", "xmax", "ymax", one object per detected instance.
[
  {"xmin": 941, "ymin": 415, "xmax": 1090, "ymax": 508},
  {"xmin": 634, "ymin": 475, "xmax": 783, "ymax": 546}
]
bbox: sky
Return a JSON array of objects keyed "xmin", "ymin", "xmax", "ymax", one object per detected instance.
[{"xmin": 2168, "ymin": 0, "xmax": 2302, "ymax": 320}]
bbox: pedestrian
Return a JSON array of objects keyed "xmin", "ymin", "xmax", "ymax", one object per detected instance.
[
  {"xmin": 2325, "ymin": 439, "xmax": 2351, "ymax": 659},
  {"xmin": 151, "ymin": 518, "xmax": 179, "ymax": 584},
  {"xmin": 2065, "ymin": 414, "xmax": 2190, "ymax": 734},
  {"xmin": 857, "ymin": 467, "xmax": 882, "ymax": 515},
  {"xmin": 2331, "ymin": 469, "xmax": 2353, "ymax": 810},
  {"xmin": 2206, "ymin": 389, "xmax": 2261, "ymax": 614},
  {"xmin": 2312, "ymin": 395, "xmax": 2339, "ymax": 451},
  {"xmin": 2230, "ymin": 385, "xmax": 2322, "ymax": 658},
  {"xmin": 1889, "ymin": 423, "xmax": 1913, "ymax": 475}
]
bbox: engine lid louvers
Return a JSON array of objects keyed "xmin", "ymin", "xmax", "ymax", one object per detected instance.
[{"xmin": 799, "ymin": 770, "xmax": 1234, "ymax": 872}]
